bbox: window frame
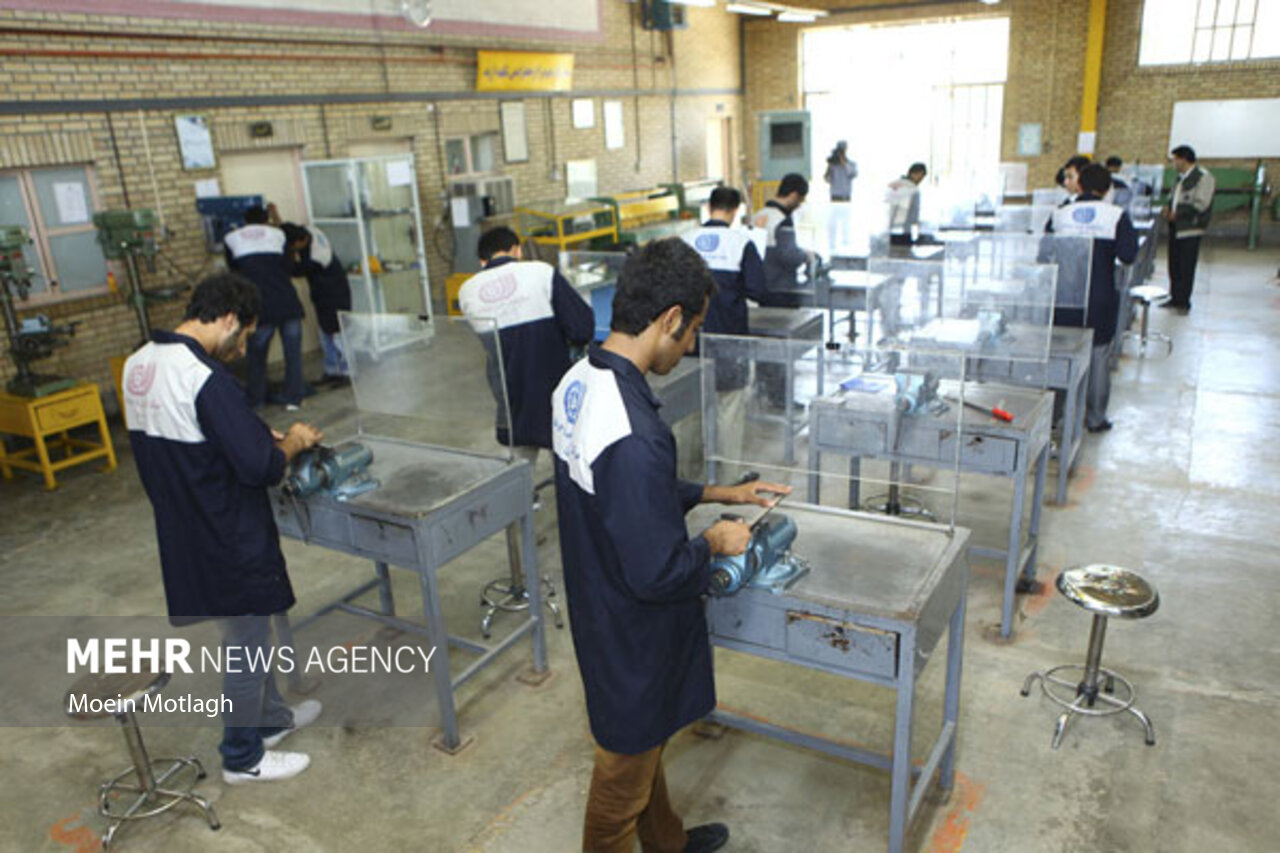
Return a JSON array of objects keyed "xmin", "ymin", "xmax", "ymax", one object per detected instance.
[
  {"xmin": 1139, "ymin": 0, "xmax": 1279, "ymax": 67},
  {"xmin": 0, "ymin": 164, "xmax": 108, "ymax": 305},
  {"xmin": 443, "ymin": 132, "xmax": 502, "ymax": 180}
]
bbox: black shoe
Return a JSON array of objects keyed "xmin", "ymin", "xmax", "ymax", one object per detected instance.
[
  {"xmin": 1158, "ymin": 301, "xmax": 1182, "ymax": 310},
  {"xmin": 1016, "ymin": 577, "xmax": 1043, "ymax": 595},
  {"xmin": 684, "ymin": 823, "xmax": 729, "ymax": 853},
  {"xmin": 1086, "ymin": 420, "xmax": 1113, "ymax": 433}
]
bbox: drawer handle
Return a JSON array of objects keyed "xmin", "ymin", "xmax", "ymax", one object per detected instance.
[
  {"xmin": 467, "ymin": 506, "xmax": 488, "ymax": 526},
  {"xmin": 823, "ymin": 626, "xmax": 852, "ymax": 652}
]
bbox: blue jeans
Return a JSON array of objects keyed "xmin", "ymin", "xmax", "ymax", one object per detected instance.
[
  {"xmin": 217, "ymin": 614, "xmax": 294, "ymax": 772},
  {"xmin": 321, "ymin": 332, "xmax": 349, "ymax": 377},
  {"xmin": 246, "ymin": 319, "xmax": 304, "ymax": 406}
]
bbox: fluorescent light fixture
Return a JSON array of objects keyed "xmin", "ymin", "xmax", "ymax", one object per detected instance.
[
  {"xmin": 726, "ymin": 2, "xmax": 773, "ymax": 14},
  {"xmin": 667, "ymin": 0, "xmax": 716, "ymax": 6},
  {"xmin": 777, "ymin": 10, "xmax": 817, "ymax": 21},
  {"xmin": 979, "ymin": 0, "xmax": 1002, "ymax": 5}
]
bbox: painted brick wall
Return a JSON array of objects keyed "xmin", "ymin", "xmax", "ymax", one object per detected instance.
[{"xmin": 0, "ymin": 2, "xmax": 744, "ymax": 408}]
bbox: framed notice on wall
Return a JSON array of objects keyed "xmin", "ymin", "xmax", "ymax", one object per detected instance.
[
  {"xmin": 174, "ymin": 115, "xmax": 216, "ymax": 170},
  {"xmin": 500, "ymin": 101, "xmax": 529, "ymax": 163},
  {"xmin": 603, "ymin": 101, "xmax": 625, "ymax": 150}
]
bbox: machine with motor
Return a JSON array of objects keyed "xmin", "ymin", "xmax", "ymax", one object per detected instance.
[
  {"xmin": 709, "ymin": 513, "xmax": 808, "ymax": 597},
  {"xmin": 283, "ymin": 441, "xmax": 379, "ymax": 501},
  {"xmin": 0, "ymin": 226, "xmax": 78, "ymax": 397},
  {"xmin": 94, "ymin": 209, "xmax": 187, "ymax": 343}
]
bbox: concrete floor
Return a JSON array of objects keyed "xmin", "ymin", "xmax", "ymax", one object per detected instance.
[{"xmin": 2, "ymin": 243, "xmax": 1279, "ymax": 852}]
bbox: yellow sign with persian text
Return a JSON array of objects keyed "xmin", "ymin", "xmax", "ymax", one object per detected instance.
[{"xmin": 476, "ymin": 51, "xmax": 574, "ymax": 92}]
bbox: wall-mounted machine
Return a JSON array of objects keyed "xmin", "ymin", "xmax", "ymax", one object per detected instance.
[
  {"xmin": 758, "ymin": 110, "xmax": 811, "ymax": 181},
  {"xmin": 93, "ymin": 209, "xmax": 187, "ymax": 343}
]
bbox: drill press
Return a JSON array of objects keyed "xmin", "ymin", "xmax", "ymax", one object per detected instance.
[
  {"xmin": 93, "ymin": 209, "xmax": 176, "ymax": 343},
  {"xmin": 0, "ymin": 226, "xmax": 78, "ymax": 397}
]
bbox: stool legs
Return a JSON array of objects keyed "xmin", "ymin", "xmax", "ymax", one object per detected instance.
[
  {"xmin": 479, "ymin": 521, "xmax": 564, "ymax": 639},
  {"xmin": 1020, "ymin": 613, "xmax": 1156, "ymax": 748},
  {"xmin": 100, "ymin": 712, "xmax": 220, "ymax": 850}
]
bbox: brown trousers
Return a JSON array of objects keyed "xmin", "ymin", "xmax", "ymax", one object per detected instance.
[{"xmin": 582, "ymin": 743, "xmax": 687, "ymax": 853}]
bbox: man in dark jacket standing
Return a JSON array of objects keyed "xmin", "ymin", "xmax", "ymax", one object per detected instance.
[
  {"xmin": 1047, "ymin": 164, "xmax": 1139, "ymax": 433},
  {"xmin": 225, "ymin": 205, "xmax": 307, "ymax": 409},
  {"xmin": 552, "ymin": 239, "xmax": 790, "ymax": 853},
  {"xmin": 123, "ymin": 273, "xmax": 324, "ymax": 784},
  {"xmin": 282, "ymin": 223, "xmax": 353, "ymax": 386}
]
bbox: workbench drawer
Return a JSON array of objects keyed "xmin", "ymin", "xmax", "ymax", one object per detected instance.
[
  {"xmin": 814, "ymin": 413, "xmax": 886, "ymax": 455},
  {"xmin": 1045, "ymin": 356, "xmax": 1070, "ymax": 387},
  {"xmin": 708, "ymin": 595, "xmax": 786, "ymax": 650},
  {"xmin": 968, "ymin": 357, "xmax": 1013, "ymax": 382},
  {"xmin": 784, "ymin": 611, "xmax": 898, "ymax": 679},
  {"xmin": 431, "ymin": 480, "xmax": 529, "ymax": 565},
  {"xmin": 351, "ymin": 515, "xmax": 419, "ymax": 564},
  {"xmin": 34, "ymin": 390, "xmax": 99, "ymax": 432},
  {"xmin": 955, "ymin": 434, "xmax": 1017, "ymax": 472}
]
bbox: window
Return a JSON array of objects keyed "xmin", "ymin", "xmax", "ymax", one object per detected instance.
[
  {"xmin": 1139, "ymin": 0, "xmax": 1280, "ymax": 66},
  {"xmin": 444, "ymin": 132, "xmax": 500, "ymax": 177},
  {"xmin": 0, "ymin": 165, "xmax": 107, "ymax": 302}
]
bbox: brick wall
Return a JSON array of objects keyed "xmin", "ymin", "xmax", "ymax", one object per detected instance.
[
  {"xmin": 0, "ymin": 2, "xmax": 744, "ymax": 409},
  {"xmin": 744, "ymin": 0, "xmax": 1279, "ymax": 197}
]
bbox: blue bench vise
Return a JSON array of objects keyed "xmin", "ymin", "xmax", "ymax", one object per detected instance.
[{"xmin": 708, "ymin": 514, "xmax": 809, "ymax": 597}]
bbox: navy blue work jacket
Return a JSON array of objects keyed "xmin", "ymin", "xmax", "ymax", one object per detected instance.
[
  {"xmin": 551, "ymin": 345, "xmax": 715, "ymax": 754},
  {"xmin": 123, "ymin": 331, "xmax": 294, "ymax": 626}
]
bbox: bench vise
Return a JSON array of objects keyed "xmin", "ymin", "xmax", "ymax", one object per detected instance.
[
  {"xmin": 284, "ymin": 442, "xmax": 378, "ymax": 501},
  {"xmin": 709, "ymin": 514, "xmax": 809, "ymax": 597}
]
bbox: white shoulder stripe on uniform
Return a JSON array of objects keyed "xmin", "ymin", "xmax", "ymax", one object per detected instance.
[
  {"xmin": 459, "ymin": 261, "xmax": 555, "ymax": 331},
  {"xmin": 122, "ymin": 342, "xmax": 212, "ymax": 444},
  {"xmin": 551, "ymin": 359, "xmax": 632, "ymax": 495}
]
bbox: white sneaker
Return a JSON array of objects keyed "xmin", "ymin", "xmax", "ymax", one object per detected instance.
[
  {"xmin": 284, "ymin": 403, "xmax": 301, "ymax": 412},
  {"xmin": 261, "ymin": 699, "xmax": 322, "ymax": 749},
  {"xmin": 222, "ymin": 750, "xmax": 310, "ymax": 785}
]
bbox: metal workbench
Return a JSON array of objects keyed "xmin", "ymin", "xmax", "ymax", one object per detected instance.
[
  {"xmin": 807, "ymin": 380, "xmax": 1052, "ymax": 638},
  {"xmin": 270, "ymin": 435, "xmax": 546, "ymax": 752},
  {"xmin": 692, "ymin": 502, "xmax": 971, "ymax": 853},
  {"xmin": 747, "ymin": 306, "xmax": 826, "ymax": 464},
  {"xmin": 968, "ymin": 326, "xmax": 1093, "ymax": 505},
  {"xmin": 817, "ymin": 269, "xmax": 892, "ymax": 345}
]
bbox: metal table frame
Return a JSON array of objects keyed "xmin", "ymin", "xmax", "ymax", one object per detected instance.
[
  {"xmin": 700, "ymin": 503, "xmax": 970, "ymax": 853},
  {"xmin": 271, "ymin": 436, "xmax": 547, "ymax": 752},
  {"xmin": 807, "ymin": 385, "xmax": 1053, "ymax": 638},
  {"xmin": 746, "ymin": 306, "xmax": 826, "ymax": 465},
  {"xmin": 968, "ymin": 327, "xmax": 1093, "ymax": 505}
]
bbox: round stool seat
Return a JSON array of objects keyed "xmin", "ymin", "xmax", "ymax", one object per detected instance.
[
  {"xmin": 1057, "ymin": 564, "xmax": 1159, "ymax": 619},
  {"xmin": 1130, "ymin": 285, "xmax": 1170, "ymax": 304},
  {"xmin": 65, "ymin": 670, "xmax": 170, "ymax": 721}
]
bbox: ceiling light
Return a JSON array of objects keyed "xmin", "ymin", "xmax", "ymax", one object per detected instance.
[
  {"xmin": 777, "ymin": 10, "xmax": 817, "ymax": 21},
  {"xmin": 726, "ymin": 2, "xmax": 773, "ymax": 13},
  {"xmin": 667, "ymin": 0, "xmax": 716, "ymax": 6}
]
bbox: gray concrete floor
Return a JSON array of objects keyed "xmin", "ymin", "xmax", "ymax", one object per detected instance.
[{"xmin": 2, "ymin": 244, "xmax": 1278, "ymax": 852}]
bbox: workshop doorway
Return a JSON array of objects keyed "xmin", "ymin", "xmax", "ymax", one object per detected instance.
[
  {"xmin": 803, "ymin": 16, "xmax": 1010, "ymax": 214},
  {"xmin": 219, "ymin": 146, "xmax": 320, "ymax": 361},
  {"xmin": 705, "ymin": 117, "xmax": 732, "ymax": 183}
]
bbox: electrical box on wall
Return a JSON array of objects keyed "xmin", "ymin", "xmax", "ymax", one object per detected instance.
[
  {"xmin": 757, "ymin": 110, "xmax": 811, "ymax": 181},
  {"xmin": 641, "ymin": 0, "xmax": 687, "ymax": 31}
]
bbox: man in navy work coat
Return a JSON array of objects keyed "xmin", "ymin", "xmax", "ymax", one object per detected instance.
[
  {"xmin": 460, "ymin": 226, "xmax": 594, "ymax": 465},
  {"xmin": 680, "ymin": 186, "xmax": 767, "ymax": 339},
  {"xmin": 224, "ymin": 205, "xmax": 307, "ymax": 409},
  {"xmin": 124, "ymin": 273, "xmax": 324, "ymax": 785},
  {"xmin": 282, "ymin": 222, "xmax": 353, "ymax": 386},
  {"xmin": 1045, "ymin": 163, "xmax": 1138, "ymax": 433},
  {"xmin": 552, "ymin": 238, "xmax": 791, "ymax": 853}
]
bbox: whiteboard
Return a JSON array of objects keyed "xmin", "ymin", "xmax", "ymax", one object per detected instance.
[{"xmin": 1168, "ymin": 99, "xmax": 1280, "ymax": 158}]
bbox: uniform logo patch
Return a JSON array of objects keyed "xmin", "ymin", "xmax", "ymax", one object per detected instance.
[
  {"xmin": 695, "ymin": 233, "xmax": 721, "ymax": 252},
  {"xmin": 564, "ymin": 380, "xmax": 585, "ymax": 424},
  {"xmin": 1072, "ymin": 207, "xmax": 1097, "ymax": 224},
  {"xmin": 479, "ymin": 274, "xmax": 518, "ymax": 303},
  {"xmin": 125, "ymin": 362, "xmax": 156, "ymax": 397}
]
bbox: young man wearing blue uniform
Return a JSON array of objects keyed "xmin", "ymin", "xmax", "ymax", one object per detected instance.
[
  {"xmin": 1048, "ymin": 163, "xmax": 1138, "ymax": 433},
  {"xmin": 552, "ymin": 238, "xmax": 790, "ymax": 853},
  {"xmin": 282, "ymin": 223, "xmax": 353, "ymax": 386},
  {"xmin": 123, "ymin": 273, "xmax": 324, "ymax": 784},
  {"xmin": 224, "ymin": 205, "xmax": 308, "ymax": 410},
  {"xmin": 681, "ymin": 186, "xmax": 767, "ymax": 336},
  {"xmin": 459, "ymin": 226, "xmax": 595, "ymax": 464}
]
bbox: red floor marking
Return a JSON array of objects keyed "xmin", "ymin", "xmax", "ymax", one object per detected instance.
[
  {"xmin": 1061, "ymin": 464, "xmax": 1096, "ymax": 506},
  {"xmin": 48, "ymin": 810, "xmax": 99, "ymax": 852},
  {"xmin": 925, "ymin": 771, "xmax": 984, "ymax": 853},
  {"xmin": 1022, "ymin": 569, "xmax": 1060, "ymax": 620}
]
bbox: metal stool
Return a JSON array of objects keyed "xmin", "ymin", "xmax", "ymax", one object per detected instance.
[
  {"xmin": 480, "ymin": 477, "xmax": 564, "ymax": 638},
  {"xmin": 1122, "ymin": 285, "xmax": 1173, "ymax": 358},
  {"xmin": 1021, "ymin": 564, "xmax": 1159, "ymax": 748},
  {"xmin": 66, "ymin": 670, "xmax": 219, "ymax": 850}
]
